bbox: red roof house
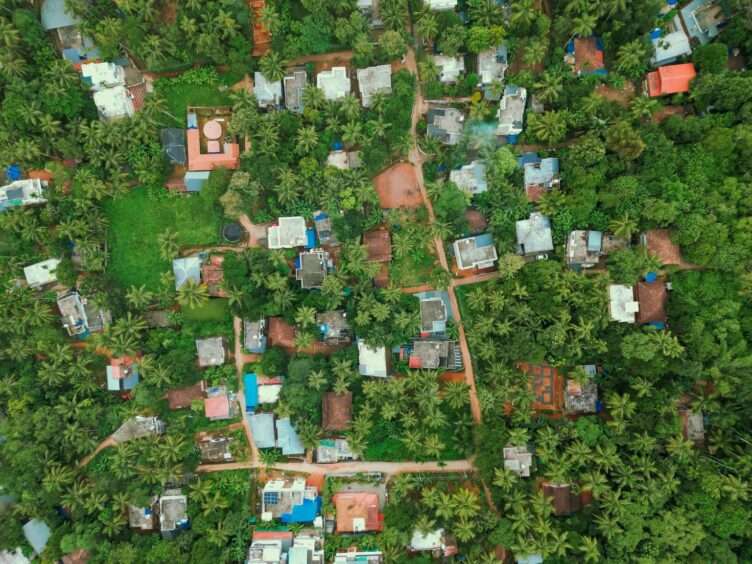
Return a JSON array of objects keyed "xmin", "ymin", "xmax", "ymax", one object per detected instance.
[
  {"xmin": 333, "ymin": 493, "xmax": 382, "ymax": 533},
  {"xmin": 204, "ymin": 396, "xmax": 230, "ymax": 419},
  {"xmin": 646, "ymin": 63, "xmax": 696, "ymax": 97}
]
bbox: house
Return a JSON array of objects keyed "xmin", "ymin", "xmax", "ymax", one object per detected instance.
[
  {"xmin": 680, "ymin": 0, "xmax": 728, "ymax": 45},
  {"xmin": 542, "ymin": 483, "xmax": 580, "ymax": 516},
  {"xmin": 249, "ymin": 412, "xmax": 277, "ymax": 448},
  {"xmin": 159, "ymin": 490, "xmax": 188, "ymax": 539},
  {"xmin": 296, "ymin": 250, "xmax": 328, "ymax": 289},
  {"xmin": 327, "ymin": 150, "xmax": 361, "ymax": 170},
  {"xmin": 289, "ymin": 532, "xmax": 325, "ymax": 564},
  {"xmin": 419, "ymin": 297, "xmax": 447, "ymax": 336},
  {"xmin": 106, "ymin": 356, "xmax": 140, "ymax": 392},
  {"xmin": 681, "ymin": 409, "xmax": 705, "ymax": 445},
  {"xmin": 316, "ymin": 67, "xmax": 351, "ymax": 101},
  {"xmin": 284, "ymin": 70, "xmax": 307, "ymax": 113},
  {"xmin": 565, "ymin": 365, "xmax": 599, "ymax": 414},
  {"xmin": 453, "ymin": 234, "xmax": 498, "ymax": 271},
  {"xmin": 608, "ymin": 284, "xmax": 639, "ymax": 323},
  {"xmin": 41, "ymin": 0, "xmax": 101, "ymax": 67},
  {"xmin": 565, "ymin": 37, "xmax": 606, "ymax": 75},
  {"xmin": 244, "ymin": 318, "xmax": 268, "ymax": 353},
  {"xmin": 186, "ymin": 106, "xmax": 240, "ymax": 173},
  {"xmin": 276, "ymin": 418, "xmax": 305, "ymax": 455},
  {"xmin": 267, "ymin": 216, "xmax": 308, "ymax": 249},
  {"xmin": 357, "ymin": 65, "xmax": 392, "ymax": 107},
  {"xmin": 160, "ymin": 128, "xmax": 187, "ymax": 165},
  {"xmin": 128, "ymin": 501, "xmax": 156, "ymax": 531},
  {"xmin": 566, "ymin": 230, "xmax": 628, "ymax": 269},
  {"xmin": 258, "ymin": 375, "xmax": 284, "ymax": 405},
  {"xmin": 496, "ymin": 86, "xmax": 527, "ymax": 139},
  {"xmin": 22, "ymin": 520, "xmax": 50, "ymax": 557},
  {"xmin": 0, "ymin": 178, "xmax": 46, "ymax": 212},
  {"xmin": 410, "ymin": 529, "xmax": 452, "ymax": 554},
  {"xmin": 434, "ymin": 55, "xmax": 465, "ymax": 83},
  {"xmin": 196, "ymin": 336, "xmax": 227, "ymax": 367},
  {"xmin": 80, "ymin": 62, "xmax": 125, "ymax": 91},
  {"xmin": 478, "ymin": 44, "xmax": 509, "ymax": 97},
  {"xmin": 334, "ymin": 551, "xmax": 383, "ymax": 564},
  {"xmin": 641, "ymin": 229, "xmax": 684, "ymax": 266},
  {"xmin": 247, "ymin": 530, "xmax": 291, "ymax": 563},
  {"xmin": 515, "ymin": 213, "xmax": 553, "ymax": 257},
  {"xmin": 523, "ymin": 157, "xmax": 560, "ymax": 202},
  {"xmin": 201, "ymin": 255, "xmax": 226, "ymax": 297},
  {"xmin": 41, "ymin": 0, "xmax": 77, "ymax": 30},
  {"xmin": 357, "ymin": 0, "xmax": 381, "ymax": 26},
  {"xmin": 23, "ymin": 258, "xmax": 60, "ymax": 289},
  {"xmin": 204, "ymin": 385, "xmax": 236, "ymax": 421},
  {"xmin": 92, "ymin": 86, "xmax": 135, "ymax": 120},
  {"xmin": 635, "ymin": 279, "xmax": 669, "ymax": 325},
  {"xmin": 424, "ymin": 0, "xmax": 457, "ymax": 10},
  {"xmin": 316, "ymin": 438, "xmax": 355, "ymax": 463},
  {"xmin": 427, "ymin": 107, "xmax": 464, "ymax": 145},
  {"xmin": 363, "ymin": 229, "xmax": 391, "ymax": 287},
  {"xmin": 172, "ymin": 256, "xmax": 201, "ymax": 290},
  {"xmin": 449, "ymin": 161, "xmax": 487, "ymax": 195},
  {"xmin": 262, "ymin": 478, "xmax": 321, "ymax": 523},
  {"xmin": 358, "ymin": 340, "xmax": 391, "ymax": 377},
  {"xmin": 408, "ymin": 340, "xmax": 462, "ymax": 371},
  {"xmin": 254, "ymin": 72, "xmax": 283, "ymax": 108},
  {"xmin": 333, "ymin": 492, "xmax": 381, "ymax": 533},
  {"xmin": 503, "ymin": 445, "xmax": 533, "ymax": 477},
  {"xmin": 645, "ymin": 63, "xmax": 696, "ymax": 97},
  {"xmin": 317, "ymin": 310, "xmax": 350, "ymax": 344},
  {"xmin": 112, "ymin": 416, "xmax": 165, "ymax": 443},
  {"xmin": 313, "ymin": 211, "xmax": 338, "ymax": 246},
  {"xmin": 57, "ymin": 291, "xmax": 109, "ymax": 336},
  {"xmin": 651, "ymin": 25, "xmax": 692, "ymax": 66},
  {"xmin": 196, "ymin": 431, "xmax": 235, "ymax": 463},
  {"xmin": 322, "ymin": 392, "xmax": 353, "ymax": 431},
  {"xmin": 166, "ymin": 381, "xmax": 206, "ymax": 410}
]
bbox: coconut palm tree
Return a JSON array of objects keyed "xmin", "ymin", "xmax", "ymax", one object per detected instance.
[
  {"xmin": 608, "ymin": 213, "xmax": 638, "ymax": 239},
  {"xmin": 523, "ymin": 42, "xmax": 547, "ymax": 67},
  {"xmin": 339, "ymin": 93, "xmax": 361, "ymax": 122},
  {"xmin": 157, "ymin": 228, "xmax": 179, "ymax": 260},
  {"xmin": 380, "ymin": 0, "xmax": 406, "ymax": 30},
  {"xmin": 294, "ymin": 331, "xmax": 314, "ymax": 351},
  {"xmin": 177, "ymin": 278, "xmax": 209, "ymax": 309},
  {"xmin": 468, "ymin": 99, "xmax": 490, "ymax": 121},
  {"xmin": 578, "ymin": 535, "xmax": 601, "ymax": 562},
  {"xmin": 510, "ymin": 0, "xmax": 536, "ymax": 28},
  {"xmin": 259, "ymin": 4, "xmax": 282, "ymax": 33},
  {"xmin": 531, "ymin": 111, "xmax": 567, "ymax": 145},
  {"xmin": 629, "ymin": 96, "xmax": 659, "ymax": 121},
  {"xmin": 202, "ymin": 491, "xmax": 229, "ymax": 516},
  {"xmin": 417, "ymin": 11, "xmax": 438, "ymax": 46},
  {"xmin": 423, "ymin": 434, "xmax": 445, "ymax": 458},
  {"xmin": 273, "ymin": 287, "xmax": 295, "ymax": 311},
  {"xmin": 395, "ymin": 132, "xmax": 414, "ymax": 156},
  {"xmin": 259, "ymin": 51, "xmax": 286, "ymax": 83},
  {"xmin": 534, "ymin": 72, "xmax": 564, "ymax": 105},
  {"xmin": 126, "ymin": 285, "xmax": 154, "ymax": 310},
  {"xmin": 296, "ymin": 125, "xmax": 319, "ymax": 154},
  {"xmin": 617, "ymin": 39, "xmax": 648, "ymax": 72},
  {"xmin": 341, "ymin": 121, "xmax": 363, "ymax": 147},
  {"xmin": 303, "ymin": 84, "xmax": 325, "ymax": 110},
  {"xmin": 307, "ymin": 370, "xmax": 327, "ymax": 391},
  {"xmin": 295, "ymin": 305, "xmax": 317, "ymax": 328},
  {"xmin": 571, "ymin": 13, "xmax": 597, "ymax": 37},
  {"xmin": 469, "ymin": 0, "xmax": 502, "ymax": 25},
  {"xmin": 536, "ymin": 189, "xmax": 566, "ymax": 216},
  {"xmin": 454, "ymin": 517, "xmax": 476, "ymax": 543}
]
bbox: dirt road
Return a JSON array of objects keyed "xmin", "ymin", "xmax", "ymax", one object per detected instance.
[
  {"xmin": 78, "ymin": 436, "xmax": 116, "ymax": 468},
  {"xmin": 197, "ymin": 459, "xmax": 475, "ymax": 475},
  {"xmin": 232, "ymin": 317, "xmax": 259, "ymax": 464}
]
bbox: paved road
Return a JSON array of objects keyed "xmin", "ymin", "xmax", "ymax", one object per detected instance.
[{"xmin": 198, "ymin": 459, "xmax": 475, "ymax": 475}]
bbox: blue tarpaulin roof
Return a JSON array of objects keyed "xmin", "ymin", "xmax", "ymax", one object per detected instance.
[
  {"xmin": 184, "ymin": 170, "xmax": 210, "ymax": 192},
  {"xmin": 645, "ymin": 272, "xmax": 658, "ymax": 282},
  {"xmin": 587, "ymin": 231, "xmax": 602, "ymax": 252},
  {"xmin": 6, "ymin": 165, "xmax": 20, "ymax": 180},
  {"xmin": 305, "ymin": 229, "xmax": 316, "ymax": 249},
  {"xmin": 248, "ymin": 413, "xmax": 276, "ymax": 448},
  {"xmin": 244, "ymin": 373, "xmax": 258, "ymax": 411},
  {"xmin": 23, "ymin": 520, "xmax": 50, "ymax": 555},
  {"xmin": 280, "ymin": 496, "xmax": 321, "ymax": 524},
  {"xmin": 475, "ymin": 233, "xmax": 494, "ymax": 248},
  {"xmin": 518, "ymin": 152, "xmax": 541, "ymax": 168},
  {"xmin": 41, "ymin": 0, "xmax": 77, "ymax": 30}
]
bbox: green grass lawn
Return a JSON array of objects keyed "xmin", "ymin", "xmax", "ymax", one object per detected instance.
[
  {"xmin": 105, "ymin": 187, "xmax": 221, "ymax": 290},
  {"xmin": 455, "ymin": 280, "xmax": 492, "ymax": 320},
  {"xmin": 182, "ymin": 299, "xmax": 229, "ymax": 321},
  {"xmin": 389, "ymin": 252, "xmax": 436, "ymax": 288},
  {"xmin": 155, "ymin": 78, "xmax": 236, "ymax": 128}
]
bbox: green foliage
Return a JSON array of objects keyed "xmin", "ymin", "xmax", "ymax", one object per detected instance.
[
  {"xmin": 258, "ymin": 347, "xmax": 288, "ymax": 376},
  {"xmin": 692, "ymin": 43, "xmax": 729, "ymax": 74}
]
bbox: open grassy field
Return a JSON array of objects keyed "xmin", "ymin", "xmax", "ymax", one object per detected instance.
[
  {"xmin": 105, "ymin": 188, "xmax": 220, "ymax": 290},
  {"xmin": 182, "ymin": 298, "xmax": 229, "ymax": 322},
  {"xmin": 154, "ymin": 75, "xmax": 236, "ymax": 128}
]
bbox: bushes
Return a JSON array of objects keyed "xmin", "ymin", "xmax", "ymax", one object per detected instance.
[{"xmin": 692, "ymin": 43, "xmax": 728, "ymax": 74}]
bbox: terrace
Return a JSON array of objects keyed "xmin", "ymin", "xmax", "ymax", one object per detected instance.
[{"xmin": 186, "ymin": 106, "xmax": 240, "ymax": 172}]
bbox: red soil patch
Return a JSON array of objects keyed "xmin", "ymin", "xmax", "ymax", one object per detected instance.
[
  {"xmin": 652, "ymin": 105, "xmax": 686, "ymax": 123},
  {"xmin": 373, "ymin": 163, "xmax": 423, "ymax": 209},
  {"xmin": 519, "ymin": 361, "xmax": 563, "ymax": 412},
  {"xmin": 465, "ymin": 209, "xmax": 488, "ymax": 232},
  {"xmin": 594, "ymin": 82, "xmax": 636, "ymax": 106}
]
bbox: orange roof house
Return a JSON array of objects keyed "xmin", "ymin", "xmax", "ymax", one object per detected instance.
[
  {"xmin": 333, "ymin": 492, "xmax": 382, "ymax": 533},
  {"xmin": 201, "ymin": 255, "xmax": 227, "ymax": 297},
  {"xmin": 186, "ymin": 107, "xmax": 240, "ymax": 172},
  {"xmin": 204, "ymin": 396, "xmax": 230, "ymax": 419},
  {"xmin": 646, "ymin": 63, "xmax": 696, "ymax": 97}
]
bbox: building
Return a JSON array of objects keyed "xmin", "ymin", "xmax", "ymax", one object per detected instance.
[
  {"xmin": 57, "ymin": 291, "xmax": 109, "ymax": 336},
  {"xmin": 316, "ymin": 67, "xmax": 351, "ymax": 101},
  {"xmin": 641, "ymin": 229, "xmax": 684, "ymax": 266},
  {"xmin": 159, "ymin": 490, "xmax": 188, "ymax": 539},
  {"xmin": 172, "ymin": 256, "xmax": 201, "ymax": 290},
  {"xmin": 296, "ymin": 250, "xmax": 329, "ymax": 289},
  {"xmin": 681, "ymin": 409, "xmax": 705, "ymax": 445},
  {"xmin": 334, "ymin": 492, "xmax": 381, "ymax": 533},
  {"xmin": 357, "ymin": 65, "xmax": 392, "ymax": 107},
  {"xmin": 566, "ymin": 230, "xmax": 601, "ymax": 268},
  {"xmin": 542, "ymin": 483, "xmax": 580, "ymax": 516},
  {"xmin": 313, "ymin": 211, "xmax": 338, "ymax": 246},
  {"xmin": 327, "ymin": 150, "xmax": 361, "ymax": 170},
  {"xmin": 276, "ymin": 418, "xmax": 305, "ymax": 456},
  {"xmin": 23, "ymin": 258, "xmax": 60, "ymax": 289},
  {"xmin": 316, "ymin": 438, "xmax": 355, "ymax": 463},
  {"xmin": 81, "ymin": 62, "xmax": 125, "ymax": 91},
  {"xmin": 244, "ymin": 318, "xmax": 268, "ymax": 353},
  {"xmin": 408, "ymin": 340, "xmax": 462, "ymax": 371},
  {"xmin": 565, "ymin": 37, "xmax": 606, "ymax": 75},
  {"xmin": 363, "ymin": 229, "xmax": 391, "ymax": 287},
  {"xmin": 112, "ymin": 416, "xmax": 165, "ymax": 443},
  {"xmin": 515, "ymin": 213, "xmax": 553, "ymax": 257},
  {"xmin": 247, "ymin": 531, "xmax": 292, "ymax": 564},
  {"xmin": 680, "ymin": 0, "xmax": 728, "ymax": 45},
  {"xmin": 357, "ymin": 0, "xmax": 381, "ymax": 26},
  {"xmin": 523, "ymin": 157, "xmax": 560, "ymax": 202},
  {"xmin": 453, "ymin": 234, "xmax": 498, "ymax": 271},
  {"xmin": 478, "ymin": 44, "xmax": 508, "ymax": 97},
  {"xmin": 204, "ymin": 385, "xmax": 236, "ymax": 421},
  {"xmin": 410, "ymin": 529, "xmax": 452, "ymax": 554},
  {"xmin": 358, "ymin": 341, "xmax": 391, "ymax": 377},
  {"xmin": 128, "ymin": 501, "xmax": 156, "ymax": 531},
  {"xmin": 427, "ymin": 107, "xmax": 464, "ymax": 145},
  {"xmin": 334, "ymin": 551, "xmax": 383, "ymax": 564},
  {"xmin": 496, "ymin": 86, "xmax": 527, "ymax": 138},
  {"xmin": 419, "ymin": 297, "xmax": 447, "ymax": 336},
  {"xmin": 434, "ymin": 55, "xmax": 465, "ymax": 83},
  {"xmin": 0, "ymin": 178, "xmax": 46, "ymax": 212},
  {"xmin": 254, "ymin": 72, "xmax": 283, "ymax": 108},
  {"xmin": 424, "ymin": 0, "xmax": 457, "ymax": 10},
  {"xmin": 289, "ymin": 532, "xmax": 325, "ymax": 564},
  {"xmin": 284, "ymin": 70, "xmax": 307, "ymax": 113},
  {"xmin": 651, "ymin": 25, "xmax": 692, "ymax": 66},
  {"xmin": 268, "ymin": 216, "xmax": 308, "ymax": 249},
  {"xmin": 201, "ymin": 255, "xmax": 226, "ymax": 297},
  {"xmin": 160, "ymin": 128, "xmax": 187, "ymax": 165},
  {"xmin": 92, "ymin": 86, "xmax": 135, "ymax": 120},
  {"xmin": 635, "ymin": 279, "xmax": 669, "ymax": 325},
  {"xmin": 608, "ymin": 284, "xmax": 639, "ymax": 323},
  {"xmin": 645, "ymin": 63, "xmax": 696, "ymax": 97},
  {"xmin": 22, "ymin": 520, "xmax": 50, "ymax": 558},
  {"xmin": 503, "ymin": 445, "xmax": 533, "ymax": 477},
  {"xmin": 106, "ymin": 356, "xmax": 140, "ymax": 392},
  {"xmin": 196, "ymin": 431, "xmax": 235, "ymax": 463},
  {"xmin": 317, "ymin": 310, "xmax": 350, "ymax": 344},
  {"xmin": 256, "ymin": 375, "xmax": 283, "ymax": 405},
  {"xmin": 249, "ymin": 412, "xmax": 277, "ymax": 448},
  {"xmin": 449, "ymin": 161, "xmax": 487, "ymax": 195},
  {"xmin": 262, "ymin": 478, "xmax": 321, "ymax": 523},
  {"xmin": 564, "ymin": 365, "xmax": 599, "ymax": 414},
  {"xmin": 186, "ymin": 106, "xmax": 240, "ymax": 173},
  {"xmin": 322, "ymin": 392, "xmax": 353, "ymax": 431},
  {"xmin": 196, "ymin": 337, "xmax": 227, "ymax": 367}
]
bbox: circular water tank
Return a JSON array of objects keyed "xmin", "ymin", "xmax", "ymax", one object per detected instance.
[{"xmin": 223, "ymin": 223, "xmax": 242, "ymax": 242}]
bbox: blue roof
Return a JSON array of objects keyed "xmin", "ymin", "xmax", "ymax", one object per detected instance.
[
  {"xmin": 650, "ymin": 28, "xmax": 663, "ymax": 40},
  {"xmin": 122, "ymin": 372, "xmax": 139, "ymax": 390},
  {"xmin": 333, "ymin": 141, "xmax": 343, "ymax": 150},
  {"xmin": 305, "ymin": 229, "xmax": 316, "ymax": 249},
  {"xmin": 276, "ymin": 418, "xmax": 304, "ymax": 455},
  {"xmin": 517, "ymin": 554, "xmax": 543, "ymax": 564},
  {"xmin": 106, "ymin": 365, "xmax": 140, "ymax": 391},
  {"xmin": 475, "ymin": 233, "xmax": 494, "ymax": 248},
  {"xmin": 649, "ymin": 321, "xmax": 666, "ymax": 329},
  {"xmin": 518, "ymin": 152, "xmax": 541, "ymax": 167},
  {"xmin": 23, "ymin": 520, "xmax": 50, "ymax": 555},
  {"xmin": 62, "ymin": 39, "xmax": 100, "ymax": 64},
  {"xmin": 187, "ymin": 114, "xmax": 198, "ymax": 129},
  {"xmin": 280, "ymin": 496, "xmax": 321, "ymax": 524},
  {"xmin": 6, "ymin": 165, "xmax": 20, "ymax": 180},
  {"xmin": 184, "ymin": 170, "xmax": 210, "ymax": 192},
  {"xmin": 249, "ymin": 413, "xmax": 276, "ymax": 448},
  {"xmin": 41, "ymin": 0, "xmax": 77, "ymax": 30},
  {"xmin": 587, "ymin": 231, "xmax": 602, "ymax": 253},
  {"xmin": 313, "ymin": 212, "xmax": 328, "ymax": 221},
  {"xmin": 172, "ymin": 256, "xmax": 201, "ymax": 290},
  {"xmin": 508, "ymin": 134, "xmax": 518, "ymax": 144},
  {"xmin": 566, "ymin": 39, "xmax": 575, "ymax": 54},
  {"xmin": 645, "ymin": 272, "xmax": 658, "ymax": 282},
  {"xmin": 244, "ymin": 373, "xmax": 258, "ymax": 410}
]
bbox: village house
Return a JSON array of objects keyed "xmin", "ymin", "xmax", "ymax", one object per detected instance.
[
  {"xmin": 434, "ymin": 55, "xmax": 465, "ymax": 83},
  {"xmin": 185, "ymin": 106, "xmax": 240, "ymax": 190},
  {"xmin": 316, "ymin": 438, "xmax": 355, "ymax": 463},
  {"xmin": 408, "ymin": 340, "xmax": 463, "ymax": 371},
  {"xmin": 681, "ymin": 408, "xmax": 706, "ymax": 446},
  {"xmin": 478, "ymin": 43, "xmax": 508, "ymax": 98},
  {"xmin": 247, "ymin": 530, "xmax": 292, "ymax": 564},
  {"xmin": 635, "ymin": 277, "xmax": 669, "ymax": 326},
  {"xmin": 333, "ymin": 492, "xmax": 382, "ymax": 533},
  {"xmin": 196, "ymin": 336, "xmax": 227, "ymax": 367},
  {"xmin": 358, "ymin": 340, "xmax": 391, "ymax": 377},
  {"xmin": 419, "ymin": 296, "xmax": 448, "ymax": 337},
  {"xmin": 542, "ymin": 483, "xmax": 581, "ymax": 516},
  {"xmin": 296, "ymin": 250, "xmax": 329, "ymax": 289},
  {"xmin": 201, "ymin": 255, "xmax": 226, "ymax": 297},
  {"xmin": 283, "ymin": 69, "xmax": 307, "ymax": 113},
  {"xmin": 244, "ymin": 318, "xmax": 268, "ymax": 354},
  {"xmin": 503, "ymin": 445, "xmax": 533, "ymax": 477},
  {"xmin": 267, "ymin": 216, "xmax": 308, "ymax": 249},
  {"xmin": 356, "ymin": 65, "xmax": 392, "ymax": 107},
  {"xmin": 196, "ymin": 431, "xmax": 235, "ymax": 463},
  {"xmin": 495, "ymin": 86, "xmax": 527, "ymax": 139},
  {"xmin": 327, "ymin": 149, "xmax": 362, "ymax": 170},
  {"xmin": 166, "ymin": 381, "xmax": 205, "ymax": 410},
  {"xmin": 81, "ymin": 62, "xmax": 135, "ymax": 120},
  {"xmin": 112, "ymin": 416, "xmax": 165, "ymax": 443},
  {"xmin": 253, "ymin": 374, "xmax": 284, "ymax": 407},
  {"xmin": 56, "ymin": 290, "xmax": 110, "ymax": 337},
  {"xmin": 313, "ymin": 211, "xmax": 339, "ymax": 246},
  {"xmin": 317, "ymin": 310, "xmax": 350, "ymax": 344},
  {"xmin": 254, "ymin": 71, "xmax": 282, "ymax": 108},
  {"xmin": 106, "ymin": 356, "xmax": 140, "ymax": 392},
  {"xmin": 22, "ymin": 520, "xmax": 50, "ymax": 559},
  {"xmin": 680, "ymin": 0, "xmax": 729, "ymax": 44},
  {"xmin": 262, "ymin": 478, "xmax": 321, "ymax": 524},
  {"xmin": 0, "ymin": 178, "xmax": 47, "ymax": 212},
  {"xmin": 424, "ymin": 0, "xmax": 457, "ymax": 10},
  {"xmin": 316, "ymin": 67, "xmax": 351, "ymax": 101},
  {"xmin": 248, "ymin": 412, "xmax": 277, "ymax": 448},
  {"xmin": 453, "ymin": 234, "xmax": 498, "ymax": 271},
  {"xmin": 651, "ymin": 22, "xmax": 692, "ymax": 66},
  {"xmin": 363, "ymin": 229, "xmax": 392, "ymax": 287},
  {"xmin": 409, "ymin": 529, "xmax": 456, "ymax": 556},
  {"xmin": 204, "ymin": 384, "xmax": 237, "ymax": 421},
  {"xmin": 277, "ymin": 418, "xmax": 305, "ymax": 455},
  {"xmin": 426, "ymin": 107, "xmax": 464, "ymax": 145},
  {"xmin": 357, "ymin": 0, "xmax": 381, "ymax": 27},
  {"xmin": 23, "ymin": 258, "xmax": 60, "ymax": 290},
  {"xmin": 41, "ymin": 0, "xmax": 99, "ymax": 67},
  {"xmin": 565, "ymin": 230, "xmax": 628, "ymax": 269},
  {"xmin": 334, "ymin": 551, "xmax": 383, "ymax": 564},
  {"xmin": 322, "ymin": 391, "xmax": 353, "ymax": 432},
  {"xmin": 128, "ymin": 499, "xmax": 156, "ymax": 531},
  {"xmin": 172, "ymin": 256, "xmax": 201, "ymax": 290},
  {"xmin": 564, "ymin": 365, "xmax": 599, "ymax": 414},
  {"xmin": 159, "ymin": 490, "xmax": 189, "ymax": 539},
  {"xmin": 449, "ymin": 161, "xmax": 487, "ymax": 195},
  {"xmin": 645, "ymin": 63, "xmax": 696, "ymax": 97},
  {"xmin": 520, "ymin": 154, "xmax": 560, "ymax": 202},
  {"xmin": 608, "ymin": 284, "xmax": 639, "ymax": 324},
  {"xmin": 565, "ymin": 37, "xmax": 607, "ymax": 75},
  {"xmin": 515, "ymin": 213, "xmax": 553, "ymax": 257},
  {"xmin": 288, "ymin": 532, "xmax": 325, "ymax": 563}
]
